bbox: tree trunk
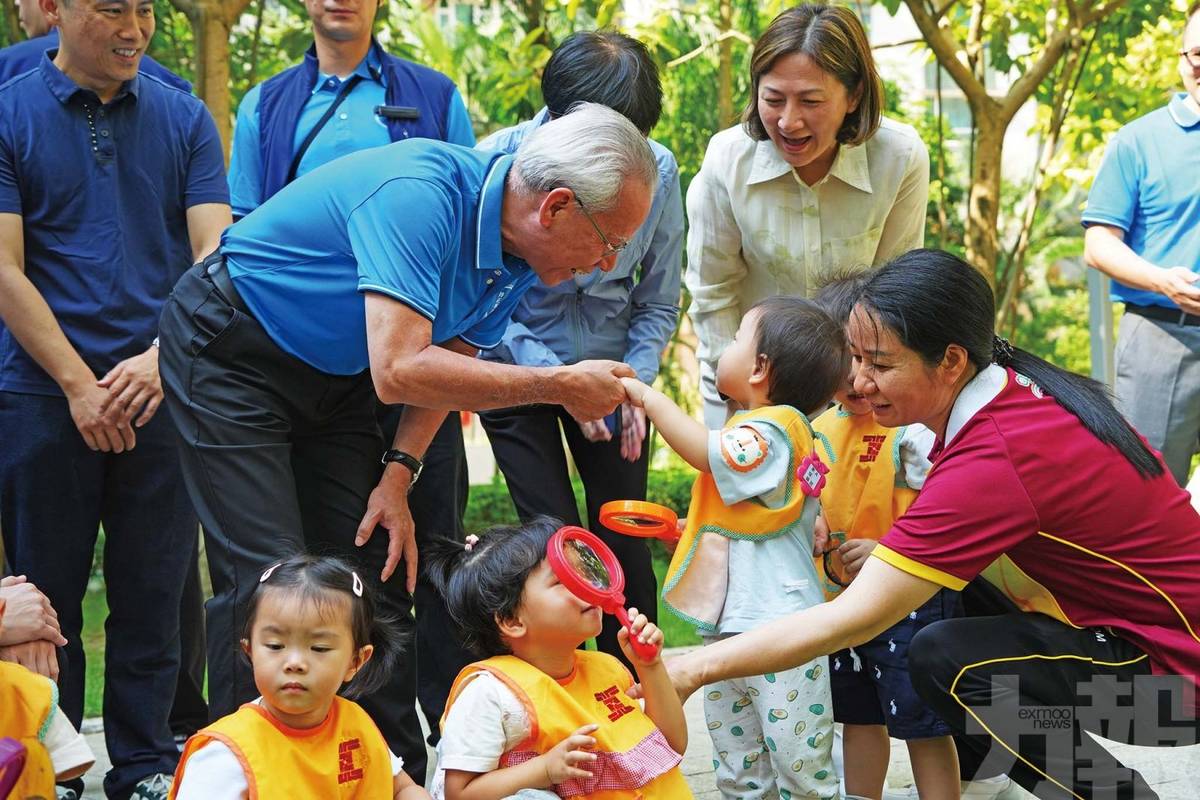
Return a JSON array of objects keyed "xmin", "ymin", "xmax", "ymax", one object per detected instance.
[
  {"xmin": 173, "ymin": 0, "xmax": 251, "ymax": 164},
  {"xmin": 965, "ymin": 105, "xmax": 1004, "ymax": 283},
  {"xmin": 717, "ymin": 0, "xmax": 733, "ymax": 129}
]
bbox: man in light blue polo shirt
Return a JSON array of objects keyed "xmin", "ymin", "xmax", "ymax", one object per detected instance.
[
  {"xmin": 474, "ymin": 31, "xmax": 682, "ymax": 679},
  {"xmin": 227, "ymin": 0, "xmax": 473, "ymax": 219},
  {"xmin": 1083, "ymin": 0, "xmax": 1200, "ymax": 484},
  {"xmin": 157, "ymin": 104, "xmax": 657, "ymax": 743}
]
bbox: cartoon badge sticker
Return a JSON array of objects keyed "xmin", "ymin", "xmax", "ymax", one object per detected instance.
[{"xmin": 721, "ymin": 426, "xmax": 770, "ymax": 473}]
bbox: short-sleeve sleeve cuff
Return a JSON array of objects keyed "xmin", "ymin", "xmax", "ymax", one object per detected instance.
[{"xmin": 871, "ymin": 544, "xmax": 967, "ymax": 591}]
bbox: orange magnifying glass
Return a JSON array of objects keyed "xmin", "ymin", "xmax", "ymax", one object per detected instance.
[{"xmin": 599, "ymin": 500, "xmax": 680, "ymax": 543}]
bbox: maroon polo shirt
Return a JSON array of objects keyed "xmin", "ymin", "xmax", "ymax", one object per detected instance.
[{"xmin": 874, "ymin": 366, "xmax": 1200, "ymax": 691}]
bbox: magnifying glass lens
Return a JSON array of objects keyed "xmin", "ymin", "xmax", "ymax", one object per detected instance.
[
  {"xmin": 564, "ymin": 539, "xmax": 612, "ymax": 589},
  {"xmin": 613, "ymin": 515, "xmax": 656, "ymax": 528}
]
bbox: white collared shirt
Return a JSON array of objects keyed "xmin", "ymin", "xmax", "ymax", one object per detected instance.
[{"xmin": 684, "ymin": 119, "xmax": 929, "ymax": 367}]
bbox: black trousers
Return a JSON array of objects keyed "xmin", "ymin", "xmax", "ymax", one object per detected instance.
[
  {"xmin": 479, "ymin": 404, "xmax": 657, "ymax": 670},
  {"xmin": 169, "ymin": 549, "xmax": 209, "ymax": 737},
  {"xmin": 158, "ymin": 260, "xmax": 426, "ymax": 783},
  {"xmin": 910, "ymin": 611, "xmax": 1200, "ymax": 799},
  {"xmin": 0, "ymin": 391, "xmax": 195, "ymax": 799},
  {"xmin": 378, "ymin": 408, "xmax": 476, "ymax": 746}
]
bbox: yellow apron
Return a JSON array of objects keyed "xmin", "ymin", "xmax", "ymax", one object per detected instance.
[
  {"xmin": 662, "ymin": 405, "xmax": 816, "ymax": 630},
  {"xmin": 171, "ymin": 697, "xmax": 393, "ymax": 799},
  {"xmin": 0, "ymin": 660, "xmax": 58, "ymax": 799},
  {"xmin": 811, "ymin": 406, "xmax": 918, "ymax": 598},
  {"xmin": 442, "ymin": 652, "xmax": 691, "ymax": 799}
]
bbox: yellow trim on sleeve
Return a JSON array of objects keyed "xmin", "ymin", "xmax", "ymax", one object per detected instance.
[{"xmin": 871, "ymin": 544, "xmax": 968, "ymax": 591}]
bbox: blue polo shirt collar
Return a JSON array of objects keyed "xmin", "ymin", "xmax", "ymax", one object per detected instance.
[
  {"xmin": 306, "ymin": 40, "xmax": 387, "ymax": 93},
  {"xmin": 38, "ymin": 50, "xmax": 139, "ymax": 105},
  {"xmin": 476, "ymin": 154, "xmax": 516, "ymax": 271},
  {"xmin": 1168, "ymin": 93, "xmax": 1200, "ymax": 128}
]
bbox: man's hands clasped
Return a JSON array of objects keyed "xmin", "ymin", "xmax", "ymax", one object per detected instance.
[{"xmin": 67, "ymin": 345, "xmax": 163, "ymax": 453}]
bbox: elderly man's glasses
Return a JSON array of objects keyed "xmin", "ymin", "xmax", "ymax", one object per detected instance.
[
  {"xmin": 1181, "ymin": 48, "xmax": 1200, "ymax": 69},
  {"xmin": 575, "ymin": 197, "xmax": 629, "ymax": 259}
]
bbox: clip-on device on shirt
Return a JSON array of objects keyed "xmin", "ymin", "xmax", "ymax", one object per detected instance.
[
  {"xmin": 375, "ymin": 105, "xmax": 421, "ymax": 121},
  {"xmin": 546, "ymin": 525, "xmax": 660, "ymax": 661}
]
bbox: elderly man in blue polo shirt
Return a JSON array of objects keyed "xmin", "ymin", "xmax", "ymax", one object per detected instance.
[
  {"xmin": 475, "ymin": 31, "xmax": 682, "ymax": 676},
  {"xmin": 157, "ymin": 102, "xmax": 656, "ymax": 757},
  {"xmin": 226, "ymin": 0, "xmax": 473, "ymax": 778},
  {"xmin": 1083, "ymin": 0, "xmax": 1200, "ymax": 486},
  {"xmin": 0, "ymin": 0, "xmax": 230, "ymax": 796}
]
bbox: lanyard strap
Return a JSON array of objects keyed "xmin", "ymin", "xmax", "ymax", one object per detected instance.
[{"xmin": 285, "ymin": 73, "xmax": 364, "ymax": 185}]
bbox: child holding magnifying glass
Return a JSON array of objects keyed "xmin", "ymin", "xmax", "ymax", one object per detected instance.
[
  {"xmin": 621, "ymin": 296, "xmax": 847, "ymax": 800},
  {"xmin": 427, "ymin": 519, "xmax": 692, "ymax": 800}
]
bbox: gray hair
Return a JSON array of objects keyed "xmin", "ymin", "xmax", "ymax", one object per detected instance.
[{"xmin": 512, "ymin": 102, "xmax": 657, "ymax": 212}]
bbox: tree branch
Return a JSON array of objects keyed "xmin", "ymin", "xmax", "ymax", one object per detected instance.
[
  {"xmin": 903, "ymin": 0, "xmax": 994, "ymax": 111},
  {"xmin": 1000, "ymin": 0, "xmax": 1129, "ymax": 120}
]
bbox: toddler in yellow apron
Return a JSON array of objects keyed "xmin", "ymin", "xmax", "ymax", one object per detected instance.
[
  {"xmin": 170, "ymin": 555, "xmax": 429, "ymax": 799},
  {"xmin": 427, "ymin": 519, "xmax": 691, "ymax": 799},
  {"xmin": 622, "ymin": 296, "xmax": 849, "ymax": 800}
]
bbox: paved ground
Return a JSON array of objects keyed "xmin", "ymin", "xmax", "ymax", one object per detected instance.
[{"xmin": 78, "ymin": 648, "xmax": 1200, "ymax": 798}]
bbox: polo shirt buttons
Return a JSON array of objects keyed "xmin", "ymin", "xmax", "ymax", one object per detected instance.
[{"xmin": 485, "ymin": 278, "xmax": 494, "ymax": 285}]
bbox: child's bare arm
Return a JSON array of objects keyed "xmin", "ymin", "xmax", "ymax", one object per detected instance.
[
  {"xmin": 621, "ymin": 378, "xmax": 711, "ymax": 472},
  {"xmin": 443, "ymin": 724, "xmax": 598, "ymax": 800},
  {"xmin": 618, "ymin": 610, "xmax": 688, "ymax": 754},
  {"xmin": 393, "ymin": 769, "xmax": 432, "ymax": 799}
]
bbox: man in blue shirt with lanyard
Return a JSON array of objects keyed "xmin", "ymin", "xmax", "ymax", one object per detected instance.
[
  {"xmin": 1083, "ymin": 0, "xmax": 1200, "ymax": 486},
  {"xmin": 226, "ymin": 0, "xmax": 473, "ymax": 219},
  {"xmin": 158, "ymin": 103, "xmax": 655, "ymax": 790},
  {"xmin": 224, "ymin": 0, "xmax": 473, "ymax": 778},
  {"xmin": 0, "ymin": 0, "xmax": 191, "ymax": 88},
  {"xmin": 475, "ymin": 31, "xmax": 682, "ymax": 675},
  {"xmin": 0, "ymin": 0, "xmax": 230, "ymax": 797}
]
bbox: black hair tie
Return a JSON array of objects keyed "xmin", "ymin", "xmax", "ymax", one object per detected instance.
[{"xmin": 992, "ymin": 335, "xmax": 1016, "ymax": 366}]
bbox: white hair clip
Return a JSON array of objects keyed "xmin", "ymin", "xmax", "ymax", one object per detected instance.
[
  {"xmin": 259, "ymin": 563, "xmax": 281, "ymax": 583},
  {"xmin": 351, "ymin": 571, "xmax": 364, "ymax": 598},
  {"xmin": 464, "ymin": 534, "xmax": 480, "ymax": 552}
]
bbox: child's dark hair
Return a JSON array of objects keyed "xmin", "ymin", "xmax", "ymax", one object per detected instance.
[
  {"xmin": 749, "ymin": 296, "xmax": 848, "ymax": 416},
  {"xmin": 813, "ymin": 267, "xmax": 874, "ymax": 326},
  {"xmin": 425, "ymin": 517, "xmax": 561, "ymax": 657},
  {"xmin": 857, "ymin": 249, "xmax": 1163, "ymax": 478},
  {"xmin": 242, "ymin": 554, "xmax": 405, "ymax": 699}
]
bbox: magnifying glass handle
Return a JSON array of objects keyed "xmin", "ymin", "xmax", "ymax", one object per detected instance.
[{"xmin": 614, "ymin": 605, "xmax": 661, "ymax": 661}]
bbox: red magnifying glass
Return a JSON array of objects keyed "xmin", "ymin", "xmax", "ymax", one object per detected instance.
[
  {"xmin": 598, "ymin": 500, "xmax": 680, "ymax": 544},
  {"xmin": 546, "ymin": 525, "xmax": 660, "ymax": 661}
]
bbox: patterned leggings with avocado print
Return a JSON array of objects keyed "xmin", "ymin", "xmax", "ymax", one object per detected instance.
[{"xmin": 702, "ymin": 658, "xmax": 841, "ymax": 800}]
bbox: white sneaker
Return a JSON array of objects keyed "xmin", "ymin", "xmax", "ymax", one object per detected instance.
[
  {"xmin": 962, "ymin": 775, "xmax": 1025, "ymax": 799},
  {"xmin": 130, "ymin": 772, "xmax": 174, "ymax": 800}
]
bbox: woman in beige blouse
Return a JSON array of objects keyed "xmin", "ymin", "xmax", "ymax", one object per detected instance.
[{"xmin": 686, "ymin": 3, "xmax": 929, "ymax": 426}]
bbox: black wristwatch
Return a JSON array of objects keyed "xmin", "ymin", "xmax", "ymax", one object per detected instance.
[{"xmin": 381, "ymin": 449, "xmax": 424, "ymax": 490}]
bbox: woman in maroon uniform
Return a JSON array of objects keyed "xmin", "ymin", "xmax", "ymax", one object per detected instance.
[{"xmin": 665, "ymin": 249, "xmax": 1200, "ymax": 800}]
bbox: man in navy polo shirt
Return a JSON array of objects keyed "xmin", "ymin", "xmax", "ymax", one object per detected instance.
[
  {"xmin": 0, "ymin": 0, "xmax": 191, "ymax": 88},
  {"xmin": 0, "ymin": 0, "xmax": 230, "ymax": 796},
  {"xmin": 1083, "ymin": 1, "xmax": 1200, "ymax": 486},
  {"xmin": 158, "ymin": 105, "xmax": 656, "ymax": 767}
]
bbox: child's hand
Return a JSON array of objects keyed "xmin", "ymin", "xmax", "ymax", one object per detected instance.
[
  {"xmin": 838, "ymin": 538, "xmax": 878, "ymax": 576},
  {"xmin": 813, "ymin": 512, "xmax": 830, "ymax": 556},
  {"xmin": 538, "ymin": 724, "xmax": 599, "ymax": 785},
  {"xmin": 617, "ymin": 607, "xmax": 663, "ymax": 666},
  {"xmin": 620, "ymin": 377, "xmax": 651, "ymax": 407}
]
